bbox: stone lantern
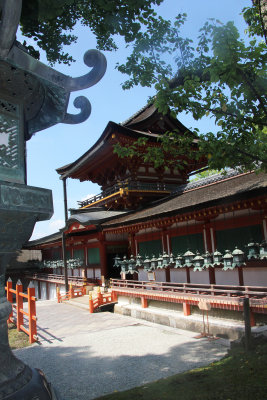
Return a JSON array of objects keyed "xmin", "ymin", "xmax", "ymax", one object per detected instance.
[{"xmin": 0, "ymin": 1, "xmax": 106, "ymax": 398}]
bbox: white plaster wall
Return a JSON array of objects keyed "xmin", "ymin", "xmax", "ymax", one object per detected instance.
[
  {"xmin": 94, "ymin": 268, "xmax": 101, "ymax": 278},
  {"xmin": 170, "ymin": 268, "xmax": 187, "ymax": 283},
  {"xmin": 215, "ymin": 268, "xmax": 239, "ymax": 285},
  {"xmin": 155, "ymin": 269, "xmax": 166, "ymax": 282},
  {"xmin": 87, "ymin": 268, "xmax": 94, "ymax": 278},
  {"xmin": 243, "ymin": 267, "xmax": 267, "ymax": 286},
  {"xmin": 59, "ymin": 284, "xmax": 65, "ymax": 294},
  {"xmin": 49, "ymin": 283, "xmax": 57, "ymax": 300},
  {"xmin": 190, "ymin": 270, "xmax": 210, "ymax": 284},
  {"xmin": 40, "ymin": 282, "xmax": 47, "ymax": 300},
  {"xmin": 138, "ymin": 269, "xmax": 148, "ymax": 281},
  {"xmin": 73, "ymin": 269, "xmax": 79, "ymax": 277}
]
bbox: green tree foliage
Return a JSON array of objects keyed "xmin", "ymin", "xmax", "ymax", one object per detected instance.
[
  {"xmin": 116, "ymin": 3, "xmax": 267, "ymax": 172},
  {"xmin": 19, "ymin": 0, "xmax": 163, "ymax": 65}
]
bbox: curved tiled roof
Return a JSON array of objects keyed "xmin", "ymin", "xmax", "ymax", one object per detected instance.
[{"xmin": 102, "ymin": 171, "xmax": 267, "ymax": 228}]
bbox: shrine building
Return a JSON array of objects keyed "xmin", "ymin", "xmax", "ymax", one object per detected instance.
[{"xmin": 24, "ymin": 103, "xmax": 267, "ymax": 301}]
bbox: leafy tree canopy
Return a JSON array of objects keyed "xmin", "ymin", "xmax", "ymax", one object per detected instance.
[
  {"xmin": 115, "ymin": 2, "xmax": 267, "ymax": 173},
  {"xmin": 19, "ymin": 1, "xmax": 267, "ymax": 173},
  {"xmin": 20, "ymin": 0, "xmax": 163, "ymax": 65}
]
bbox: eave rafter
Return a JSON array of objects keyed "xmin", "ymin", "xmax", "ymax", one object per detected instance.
[{"xmin": 103, "ymin": 196, "xmax": 267, "ymax": 235}]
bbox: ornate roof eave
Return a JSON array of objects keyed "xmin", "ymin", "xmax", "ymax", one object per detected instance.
[
  {"xmin": 56, "ymin": 122, "xmax": 162, "ymax": 179},
  {"xmin": 56, "ymin": 120, "xmax": 200, "ymax": 181},
  {"xmin": 0, "ymin": 0, "xmax": 107, "ymax": 139}
]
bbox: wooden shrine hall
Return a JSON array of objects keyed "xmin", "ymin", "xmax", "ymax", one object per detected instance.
[{"xmin": 24, "ymin": 103, "xmax": 267, "ymax": 319}]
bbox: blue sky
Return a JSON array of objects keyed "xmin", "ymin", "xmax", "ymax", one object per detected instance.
[{"xmin": 20, "ymin": 0, "xmax": 251, "ymax": 240}]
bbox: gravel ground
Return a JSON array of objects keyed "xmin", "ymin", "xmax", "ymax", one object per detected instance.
[{"xmin": 15, "ymin": 300, "xmax": 229, "ymax": 400}]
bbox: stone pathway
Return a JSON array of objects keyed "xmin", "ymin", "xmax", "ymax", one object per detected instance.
[{"xmin": 15, "ymin": 300, "xmax": 229, "ymax": 400}]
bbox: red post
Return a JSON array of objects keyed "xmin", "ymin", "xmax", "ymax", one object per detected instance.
[
  {"xmin": 69, "ymin": 284, "xmax": 74, "ymax": 299},
  {"xmin": 89, "ymin": 293, "xmax": 94, "ymax": 313},
  {"xmin": 111, "ymin": 291, "xmax": 118, "ymax": 302},
  {"xmin": 97, "ymin": 287, "xmax": 103, "ymax": 306},
  {"xmin": 141, "ymin": 297, "xmax": 148, "ymax": 308},
  {"xmin": 6, "ymin": 278, "xmax": 13, "ymax": 323},
  {"xmin": 27, "ymin": 282, "xmax": 37, "ymax": 344},
  {"xmin": 183, "ymin": 302, "xmax": 191, "ymax": 316},
  {"xmin": 57, "ymin": 287, "xmax": 61, "ymax": 303},
  {"xmin": 16, "ymin": 280, "xmax": 23, "ymax": 332}
]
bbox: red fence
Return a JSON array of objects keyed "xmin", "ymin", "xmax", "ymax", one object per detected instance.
[
  {"xmin": 110, "ymin": 279, "xmax": 267, "ymax": 326},
  {"xmin": 57, "ymin": 284, "xmax": 86, "ymax": 303},
  {"xmin": 5, "ymin": 279, "xmax": 37, "ymax": 344},
  {"xmin": 88, "ymin": 288, "xmax": 115, "ymax": 313}
]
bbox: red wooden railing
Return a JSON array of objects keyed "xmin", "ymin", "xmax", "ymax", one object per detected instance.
[
  {"xmin": 5, "ymin": 278, "xmax": 37, "ymax": 344},
  {"xmin": 57, "ymin": 284, "xmax": 115, "ymax": 312},
  {"xmin": 110, "ymin": 279, "xmax": 267, "ymax": 325},
  {"xmin": 56, "ymin": 284, "xmax": 86, "ymax": 303},
  {"xmin": 88, "ymin": 287, "xmax": 115, "ymax": 313}
]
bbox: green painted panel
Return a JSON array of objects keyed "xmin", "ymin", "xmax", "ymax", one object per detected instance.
[
  {"xmin": 66, "ymin": 250, "xmax": 71, "ymax": 260},
  {"xmin": 171, "ymin": 233, "xmax": 204, "ymax": 255},
  {"xmin": 138, "ymin": 239, "xmax": 162, "ymax": 257},
  {"xmin": 215, "ymin": 225, "xmax": 263, "ymax": 252},
  {"xmin": 88, "ymin": 247, "xmax": 100, "ymax": 264},
  {"xmin": 73, "ymin": 248, "xmax": 84, "ymax": 260},
  {"xmin": 51, "ymin": 249, "xmax": 61, "ymax": 260}
]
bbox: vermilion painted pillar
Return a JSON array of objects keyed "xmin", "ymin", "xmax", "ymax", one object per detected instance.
[
  {"xmin": 141, "ymin": 297, "xmax": 148, "ymax": 308},
  {"xmin": 183, "ymin": 302, "xmax": 191, "ymax": 316}
]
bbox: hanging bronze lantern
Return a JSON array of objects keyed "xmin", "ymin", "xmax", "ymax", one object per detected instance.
[
  {"xmin": 232, "ymin": 247, "xmax": 246, "ymax": 267},
  {"xmin": 223, "ymin": 250, "xmax": 234, "ymax": 270},
  {"xmin": 113, "ymin": 254, "xmax": 121, "ymax": 267},
  {"xmin": 203, "ymin": 251, "xmax": 213, "ymax": 269},
  {"xmin": 120, "ymin": 255, "xmax": 129, "ymax": 274},
  {"xmin": 247, "ymin": 240, "xmax": 260, "ymax": 260},
  {"xmin": 174, "ymin": 254, "xmax": 184, "ymax": 268},
  {"xmin": 150, "ymin": 255, "xmax": 158, "ymax": 270},
  {"xmin": 162, "ymin": 251, "xmax": 170, "ymax": 268},
  {"xmin": 213, "ymin": 250, "xmax": 223, "ymax": 266},
  {"xmin": 157, "ymin": 253, "xmax": 164, "ymax": 269},
  {"xmin": 128, "ymin": 255, "xmax": 137, "ymax": 274},
  {"xmin": 169, "ymin": 253, "xmax": 175, "ymax": 267},
  {"xmin": 193, "ymin": 251, "xmax": 204, "ymax": 271},
  {"xmin": 135, "ymin": 253, "xmax": 143, "ymax": 268},
  {"xmin": 259, "ymin": 240, "xmax": 267, "ymax": 259},
  {"xmin": 143, "ymin": 255, "xmax": 151, "ymax": 271},
  {"xmin": 183, "ymin": 249, "xmax": 195, "ymax": 267}
]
